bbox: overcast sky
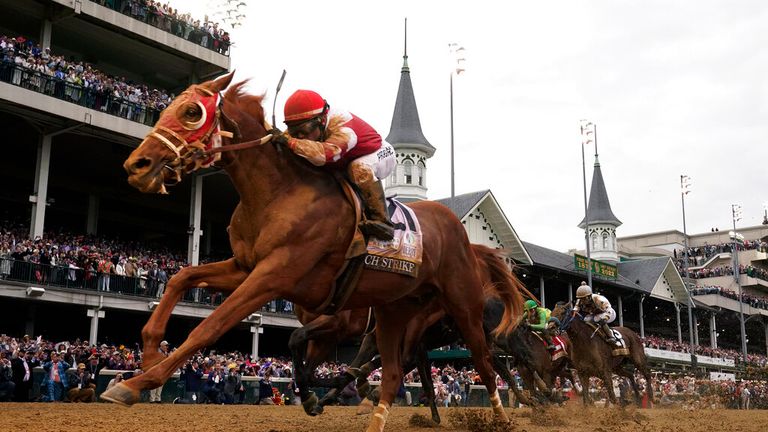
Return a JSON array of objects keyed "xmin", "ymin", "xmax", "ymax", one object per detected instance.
[{"xmin": 189, "ymin": 0, "xmax": 768, "ymax": 252}]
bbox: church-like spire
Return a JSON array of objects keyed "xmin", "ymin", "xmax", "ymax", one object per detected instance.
[
  {"xmin": 385, "ymin": 18, "xmax": 434, "ymax": 156},
  {"xmin": 578, "ymin": 152, "xmax": 622, "ymax": 229}
]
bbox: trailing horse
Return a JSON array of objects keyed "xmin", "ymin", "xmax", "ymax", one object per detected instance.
[
  {"xmin": 102, "ymin": 73, "xmax": 524, "ymax": 432},
  {"xmin": 551, "ymin": 301, "xmax": 653, "ymax": 407}
]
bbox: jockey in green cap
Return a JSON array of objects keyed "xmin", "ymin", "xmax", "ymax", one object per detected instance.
[{"xmin": 523, "ymin": 299, "xmax": 555, "ymax": 350}]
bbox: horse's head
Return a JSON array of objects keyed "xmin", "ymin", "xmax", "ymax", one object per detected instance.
[
  {"xmin": 551, "ymin": 301, "xmax": 576, "ymax": 331},
  {"xmin": 123, "ymin": 72, "xmax": 270, "ymax": 194}
]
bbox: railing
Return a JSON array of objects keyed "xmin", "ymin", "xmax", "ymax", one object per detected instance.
[
  {"xmin": 0, "ymin": 257, "xmax": 294, "ymax": 315},
  {"xmin": 0, "ymin": 62, "xmax": 162, "ymax": 127},
  {"xmin": 88, "ymin": 0, "xmax": 231, "ymax": 56}
]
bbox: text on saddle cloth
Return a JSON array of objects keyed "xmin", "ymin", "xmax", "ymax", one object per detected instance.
[{"xmin": 363, "ymin": 198, "xmax": 423, "ymax": 278}]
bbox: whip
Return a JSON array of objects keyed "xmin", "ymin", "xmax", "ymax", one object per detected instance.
[{"xmin": 272, "ymin": 69, "xmax": 286, "ymax": 130}]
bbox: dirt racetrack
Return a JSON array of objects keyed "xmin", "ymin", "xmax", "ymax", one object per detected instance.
[{"xmin": 3, "ymin": 403, "xmax": 767, "ymax": 432}]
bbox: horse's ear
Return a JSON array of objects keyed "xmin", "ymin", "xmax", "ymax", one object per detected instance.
[{"xmin": 208, "ymin": 70, "xmax": 236, "ymax": 93}]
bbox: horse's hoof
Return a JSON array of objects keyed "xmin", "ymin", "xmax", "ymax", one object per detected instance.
[
  {"xmin": 310, "ymin": 404, "xmax": 324, "ymax": 416},
  {"xmin": 301, "ymin": 392, "xmax": 318, "ymax": 416},
  {"xmin": 356, "ymin": 397, "xmax": 374, "ymax": 415},
  {"xmin": 100, "ymin": 383, "xmax": 140, "ymax": 406}
]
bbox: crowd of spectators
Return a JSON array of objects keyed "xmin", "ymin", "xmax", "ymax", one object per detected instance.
[
  {"xmin": 0, "ymin": 221, "xmax": 294, "ymax": 313},
  {"xmin": 0, "ymin": 35, "xmax": 172, "ymax": 126},
  {"xmin": 691, "ymin": 285, "xmax": 768, "ymax": 310},
  {"xmin": 642, "ymin": 334, "xmax": 768, "ymax": 369},
  {"xmin": 675, "ymin": 239, "xmax": 768, "ymax": 269},
  {"xmin": 89, "ymin": 0, "xmax": 232, "ymax": 55}
]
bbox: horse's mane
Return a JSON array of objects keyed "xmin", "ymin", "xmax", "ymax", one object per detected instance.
[{"xmin": 223, "ymin": 80, "xmax": 266, "ymax": 124}]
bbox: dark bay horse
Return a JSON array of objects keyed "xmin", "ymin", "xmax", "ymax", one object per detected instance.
[
  {"xmin": 551, "ymin": 302, "xmax": 653, "ymax": 407},
  {"xmin": 102, "ymin": 73, "xmax": 523, "ymax": 431},
  {"xmin": 496, "ymin": 320, "xmax": 574, "ymax": 403}
]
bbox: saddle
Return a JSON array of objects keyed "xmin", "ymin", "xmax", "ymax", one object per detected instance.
[
  {"xmin": 314, "ymin": 175, "xmax": 423, "ymax": 315},
  {"xmin": 584, "ymin": 322, "xmax": 629, "ymax": 357}
]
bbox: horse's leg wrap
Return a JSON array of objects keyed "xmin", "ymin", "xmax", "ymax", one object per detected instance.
[
  {"xmin": 490, "ymin": 390, "xmax": 509, "ymax": 422},
  {"xmin": 365, "ymin": 402, "xmax": 390, "ymax": 432}
]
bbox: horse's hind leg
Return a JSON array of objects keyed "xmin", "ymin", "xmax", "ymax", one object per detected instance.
[
  {"xmin": 414, "ymin": 344, "xmax": 440, "ymax": 424},
  {"xmin": 445, "ymin": 303, "xmax": 509, "ymax": 421},
  {"xmin": 141, "ymin": 258, "xmax": 247, "ymax": 370},
  {"xmin": 287, "ymin": 318, "xmax": 338, "ymax": 416},
  {"xmin": 317, "ymin": 332, "xmax": 380, "ymax": 414}
]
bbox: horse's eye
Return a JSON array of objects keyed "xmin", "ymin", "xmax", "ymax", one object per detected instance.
[{"xmin": 186, "ymin": 106, "xmax": 200, "ymax": 117}]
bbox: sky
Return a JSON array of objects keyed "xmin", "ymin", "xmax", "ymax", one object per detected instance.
[{"xmin": 187, "ymin": 0, "xmax": 768, "ymax": 252}]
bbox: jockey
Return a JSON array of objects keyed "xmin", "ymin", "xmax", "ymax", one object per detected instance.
[
  {"xmin": 523, "ymin": 299, "xmax": 555, "ymax": 350},
  {"xmin": 574, "ymin": 282, "xmax": 619, "ymax": 345},
  {"xmin": 272, "ymin": 89, "xmax": 396, "ymax": 241}
]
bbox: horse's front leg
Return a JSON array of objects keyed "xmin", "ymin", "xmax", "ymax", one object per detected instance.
[
  {"xmin": 318, "ymin": 332, "xmax": 380, "ymax": 414},
  {"xmin": 101, "ymin": 251, "xmax": 308, "ymax": 406},
  {"xmin": 141, "ymin": 258, "xmax": 248, "ymax": 370},
  {"xmin": 365, "ymin": 303, "xmax": 414, "ymax": 432}
]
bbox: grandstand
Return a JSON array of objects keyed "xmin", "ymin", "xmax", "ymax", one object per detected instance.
[{"xmin": 0, "ymin": 0, "xmax": 298, "ymax": 357}]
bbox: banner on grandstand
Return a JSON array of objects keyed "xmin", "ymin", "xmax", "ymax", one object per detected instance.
[{"xmin": 574, "ymin": 254, "xmax": 617, "ymax": 280}]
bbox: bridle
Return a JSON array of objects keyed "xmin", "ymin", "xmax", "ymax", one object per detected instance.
[{"xmin": 140, "ymin": 86, "xmax": 275, "ymax": 186}]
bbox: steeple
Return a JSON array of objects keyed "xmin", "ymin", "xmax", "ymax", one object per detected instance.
[
  {"xmin": 579, "ymin": 146, "xmax": 622, "ymax": 263},
  {"xmin": 384, "ymin": 18, "xmax": 435, "ymax": 202},
  {"xmin": 578, "ymin": 154, "xmax": 622, "ymax": 229}
]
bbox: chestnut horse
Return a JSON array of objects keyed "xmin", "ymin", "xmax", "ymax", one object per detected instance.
[
  {"xmin": 102, "ymin": 73, "xmax": 523, "ymax": 431},
  {"xmin": 551, "ymin": 302, "xmax": 653, "ymax": 407},
  {"xmin": 292, "ymin": 244, "xmax": 539, "ymax": 423}
]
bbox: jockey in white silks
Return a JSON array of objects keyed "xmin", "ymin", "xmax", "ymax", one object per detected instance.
[{"xmin": 573, "ymin": 282, "xmax": 619, "ymax": 345}]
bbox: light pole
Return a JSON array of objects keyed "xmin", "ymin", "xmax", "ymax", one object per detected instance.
[
  {"xmin": 579, "ymin": 120, "xmax": 595, "ymax": 288},
  {"xmin": 763, "ymin": 202, "xmax": 768, "ymax": 225},
  {"xmin": 732, "ymin": 204, "xmax": 748, "ymax": 359},
  {"xmin": 448, "ymin": 43, "xmax": 465, "ymax": 199},
  {"xmin": 680, "ymin": 175, "xmax": 697, "ymax": 367}
]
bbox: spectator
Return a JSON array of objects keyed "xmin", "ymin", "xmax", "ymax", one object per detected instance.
[
  {"xmin": 42, "ymin": 351, "xmax": 70, "ymax": 402},
  {"xmin": 0, "ymin": 352, "xmax": 15, "ymax": 401},
  {"xmin": 11, "ymin": 349, "xmax": 38, "ymax": 401},
  {"xmin": 66, "ymin": 363, "xmax": 96, "ymax": 402}
]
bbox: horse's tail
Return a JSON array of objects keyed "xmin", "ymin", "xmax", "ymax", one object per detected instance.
[{"xmin": 471, "ymin": 244, "xmax": 529, "ymax": 338}]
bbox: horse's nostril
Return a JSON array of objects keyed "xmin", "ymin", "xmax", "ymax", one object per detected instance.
[{"xmin": 132, "ymin": 158, "xmax": 151, "ymax": 170}]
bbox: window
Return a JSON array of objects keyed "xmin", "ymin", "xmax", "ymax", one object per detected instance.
[
  {"xmin": 403, "ymin": 159, "xmax": 414, "ymax": 185},
  {"xmin": 591, "ymin": 233, "xmax": 598, "ymax": 249},
  {"xmin": 602, "ymin": 232, "xmax": 609, "ymax": 249}
]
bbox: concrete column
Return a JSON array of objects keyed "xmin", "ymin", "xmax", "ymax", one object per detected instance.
[
  {"xmin": 675, "ymin": 302, "xmax": 682, "ymax": 344},
  {"xmin": 250, "ymin": 325, "xmax": 261, "ymax": 359},
  {"xmin": 40, "ymin": 20, "xmax": 52, "ymax": 49},
  {"xmin": 639, "ymin": 296, "xmax": 645, "ymax": 338},
  {"xmin": 30, "ymin": 135, "xmax": 52, "ymax": 240},
  {"xmin": 539, "ymin": 275, "xmax": 546, "ymax": 308},
  {"xmin": 617, "ymin": 295, "xmax": 624, "ymax": 327},
  {"xmin": 710, "ymin": 312, "xmax": 717, "ymax": 349},
  {"xmin": 87, "ymin": 309, "xmax": 105, "ymax": 346},
  {"xmin": 86, "ymin": 194, "xmax": 99, "ymax": 235},
  {"xmin": 693, "ymin": 313, "xmax": 699, "ymax": 346},
  {"xmin": 568, "ymin": 282, "xmax": 573, "ymax": 304},
  {"xmin": 187, "ymin": 176, "xmax": 203, "ymax": 266}
]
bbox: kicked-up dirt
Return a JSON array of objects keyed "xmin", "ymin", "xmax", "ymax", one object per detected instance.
[{"xmin": 2, "ymin": 402, "xmax": 767, "ymax": 431}]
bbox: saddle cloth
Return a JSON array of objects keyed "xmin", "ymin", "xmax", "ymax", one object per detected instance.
[
  {"xmin": 363, "ymin": 198, "xmax": 423, "ymax": 278},
  {"xmin": 585, "ymin": 322, "xmax": 630, "ymax": 357},
  {"xmin": 532, "ymin": 332, "xmax": 568, "ymax": 361}
]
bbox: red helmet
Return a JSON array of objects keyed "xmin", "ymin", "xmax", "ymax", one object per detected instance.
[{"xmin": 284, "ymin": 89, "xmax": 328, "ymax": 124}]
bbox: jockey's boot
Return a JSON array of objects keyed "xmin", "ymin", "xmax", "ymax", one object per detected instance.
[
  {"xmin": 543, "ymin": 333, "xmax": 556, "ymax": 350},
  {"xmin": 601, "ymin": 322, "xmax": 617, "ymax": 345},
  {"xmin": 359, "ymin": 180, "xmax": 395, "ymax": 241}
]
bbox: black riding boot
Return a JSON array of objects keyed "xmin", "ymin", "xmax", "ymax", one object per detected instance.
[
  {"xmin": 359, "ymin": 180, "xmax": 395, "ymax": 241},
  {"xmin": 601, "ymin": 322, "xmax": 617, "ymax": 345},
  {"xmin": 542, "ymin": 330, "xmax": 556, "ymax": 350}
]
